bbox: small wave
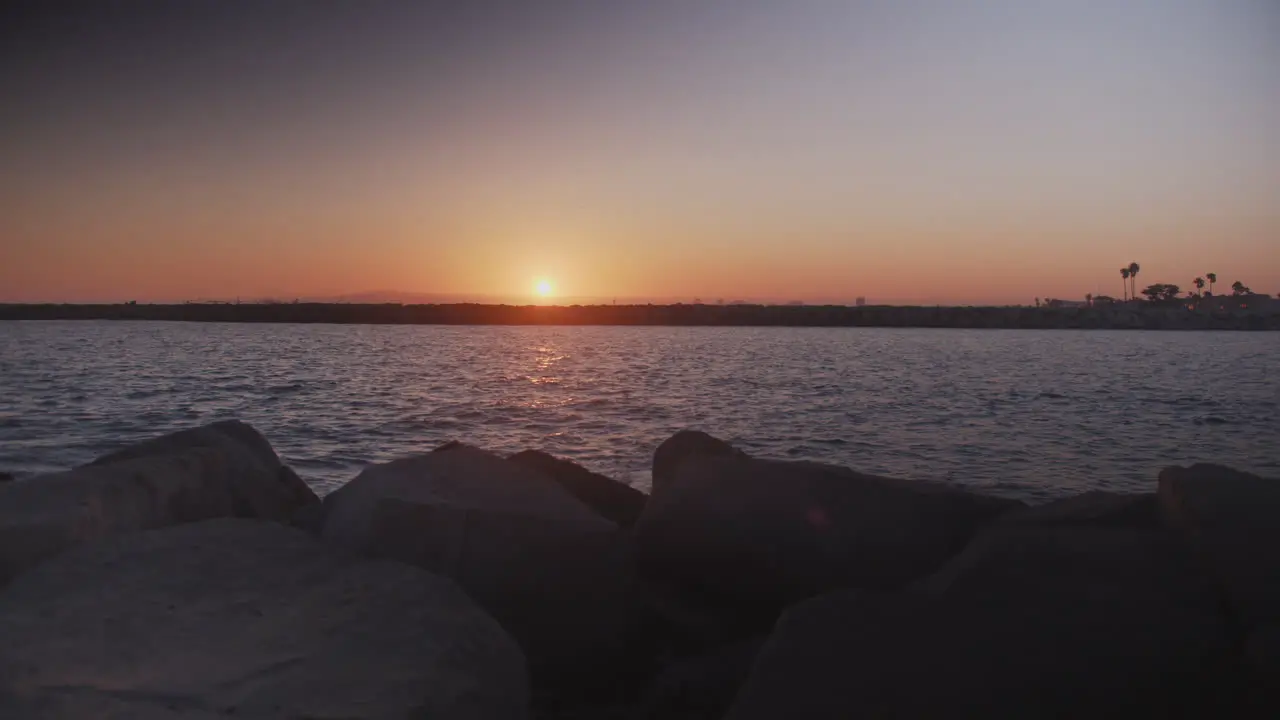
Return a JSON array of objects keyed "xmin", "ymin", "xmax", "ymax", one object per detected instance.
[
  {"xmin": 1036, "ymin": 392, "xmax": 1067, "ymax": 400},
  {"xmin": 1153, "ymin": 396, "xmax": 1218, "ymax": 407},
  {"xmin": 1194, "ymin": 416, "xmax": 1231, "ymax": 426}
]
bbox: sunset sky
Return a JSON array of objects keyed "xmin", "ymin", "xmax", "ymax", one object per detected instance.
[{"xmin": 2, "ymin": 0, "xmax": 1277, "ymax": 305}]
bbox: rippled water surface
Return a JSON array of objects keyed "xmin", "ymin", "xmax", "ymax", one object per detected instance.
[{"xmin": 1, "ymin": 321, "xmax": 1276, "ymax": 500}]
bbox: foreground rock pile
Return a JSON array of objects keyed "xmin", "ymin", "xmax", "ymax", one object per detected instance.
[{"xmin": 0, "ymin": 423, "xmax": 1276, "ymax": 718}]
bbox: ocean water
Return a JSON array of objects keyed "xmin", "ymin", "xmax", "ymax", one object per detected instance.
[{"xmin": 0, "ymin": 321, "xmax": 1275, "ymax": 501}]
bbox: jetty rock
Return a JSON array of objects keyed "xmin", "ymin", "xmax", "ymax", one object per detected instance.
[
  {"xmin": 635, "ymin": 436, "xmax": 1022, "ymax": 619},
  {"xmin": 320, "ymin": 444, "xmax": 659, "ymax": 712},
  {"xmin": 1159, "ymin": 463, "xmax": 1280, "ymax": 700},
  {"xmin": 729, "ymin": 522, "xmax": 1236, "ymax": 718},
  {"xmin": 0, "ymin": 420, "xmax": 318, "ymax": 585},
  {"xmin": 0, "ymin": 518, "xmax": 528, "ymax": 719},
  {"xmin": 508, "ymin": 449, "xmax": 647, "ymax": 528}
]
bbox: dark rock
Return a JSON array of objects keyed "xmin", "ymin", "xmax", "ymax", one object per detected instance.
[
  {"xmin": 0, "ymin": 518, "xmax": 528, "ymax": 719},
  {"xmin": 510, "ymin": 449, "xmax": 647, "ymax": 527},
  {"xmin": 652, "ymin": 430, "xmax": 744, "ymax": 496},
  {"xmin": 639, "ymin": 637, "xmax": 765, "ymax": 720},
  {"xmin": 640, "ymin": 577, "xmax": 778, "ymax": 655},
  {"xmin": 728, "ymin": 524, "xmax": 1236, "ymax": 719},
  {"xmin": 1158, "ymin": 463, "xmax": 1280, "ymax": 629},
  {"xmin": 634, "ymin": 453, "xmax": 1021, "ymax": 615},
  {"xmin": 1247, "ymin": 624, "xmax": 1280, "ymax": 707},
  {"xmin": 89, "ymin": 419, "xmax": 320, "ymax": 514},
  {"xmin": 0, "ymin": 472, "xmax": 12, "ymax": 483},
  {"xmin": 0, "ymin": 423, "xmax": 318, "ymax": 585},
  {"xmin": 274, "ymin": 464, "xmax": 316, "ymax": 507},
  {"xmin": 321, "ymin": 443, "xmax": 612, "ymax": 551},
  {"xmin": 998, "ymin": 490, "xmax": 1161, "ymax": 529},
  {"xmin": 321, "ymin": 446, "xmax": 649, "ymax": 708},
  {"xmin": 289, "ymin": 500, "xmax": 327, "ymax": 535},
  {"xmin": 368, "ymin": 498, "xmax": 660, "ymax": 713},
  {"xmin": 913, "ymin": 523, "xmax": 1220, "ymax": 604}
]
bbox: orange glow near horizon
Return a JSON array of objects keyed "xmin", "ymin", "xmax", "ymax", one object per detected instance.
[{"xmin": 1, "ymin": 2, "xmax": 1277, "ymax": 306}]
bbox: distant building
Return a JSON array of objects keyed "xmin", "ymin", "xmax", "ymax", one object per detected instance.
[{"xmin": 1198, "ymin": 293, "xmax": 1276, "ymax": 313}]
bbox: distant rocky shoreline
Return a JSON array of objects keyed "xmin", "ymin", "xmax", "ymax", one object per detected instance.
[
  {"xmin": 2, "ymin": 421, "xmax": 1278, "ymax": 718},
  {"xmin": 3, "ymin": 301, "xmax": 1279, "ymax": 330}
]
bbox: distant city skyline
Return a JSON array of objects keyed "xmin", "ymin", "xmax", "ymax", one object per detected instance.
[{"xmin": 2, "ymin": 1, "xmax": 1277, "ymax": 305}]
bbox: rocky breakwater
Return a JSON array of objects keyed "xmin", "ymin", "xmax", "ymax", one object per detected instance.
[
  {"xmin": 2, "ymin": 421, "xmax": 1278, "ymax": 718},
  {"xmin": 0, "ymin": 423, "xmax": 526, "ymax": 719}
]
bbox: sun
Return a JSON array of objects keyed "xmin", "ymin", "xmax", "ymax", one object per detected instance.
[{"xmin": 534, "ymin": 279, "xmax": 554, "ymax": 298}]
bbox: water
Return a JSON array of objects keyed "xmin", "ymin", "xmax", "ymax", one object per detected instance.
[{"xmin": 0, "ymin": 321, "xmax": 1275, "ymax": 501}]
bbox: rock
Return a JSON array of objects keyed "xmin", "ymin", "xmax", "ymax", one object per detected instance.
[
  {"xmin": 998, "ymin": 490, "xmax": 1161, "ymax": 529},
  {"xmin": 0, "ymin": 472, "xmax": 12, "ymax": 483},
  {"xmin": 913, "ymin": 523, "xmax": 1219, "ymax": 603},
  {"xmin": 89, "ymin": 419, "xmax": 320, "ymax": 513},
  {"xmin": 639, "ymin": 575, "xmax": 778, "ymax": 656},
  {"xmin": 321, "ymin": 446, "xmax": 647, "ymax": 708},
  {"xmin": 634, "ymin": 453, "xmax": 1021, "ymax": 614},
  {"xmin": 288, "ymin": 501, "xmax": 327, "ymax": 535},
  {"xmin": 509, "ymin": 449, "xmax": 647, "ymax": 527},
  {"xmin": 368, "ymin": 498, "xmax": 660, "ymax": 714},
  {"xmin": 0, "ymin": 518, "xmax": 528, "ymax": 719},
  {"xmin": 1158, "ymin": 463, "xmax": 1280, "ymax": 629},
  {"xmin": 639, "ymin": 638, "xmax": 765, "ymax": 720},
  {"xmin": 0, "ymin": 432, "xmax": 315, "ymax": 586},
  {"xmin": 322, "ymin": 443, "xmax": 612, "ymax": 551},
  {"xmin": 728, "ymin": 524, "xmax": 1235, "ymax": 719},
  {"xmin": 1247, "ymin": 624, "xmax": 1280, "ymax": 707},
  {"xmin": 651, "ymin": 430, "xmax": 744, "ymax": 496}
]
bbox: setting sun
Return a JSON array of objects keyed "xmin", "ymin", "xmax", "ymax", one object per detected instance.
[{"xmin": 534, "ymin": 279, "xmax": 554, "ymax": 298}]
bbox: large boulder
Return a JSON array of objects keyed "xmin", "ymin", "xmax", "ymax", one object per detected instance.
[
  {"xmin": 634, "ymin": 453, "xmax": 1021, "ymax": 613},
  {"xmin": 89, "ymin": 419, "xmax": 319, "ymax": 513},
  {"xmin": 320, "ymin": 446, "xmax": 652, "ymax": 710},
  {"xmin": 0, "ymin": 422, "xmax": 317, "ymax": 586},
  {"xmin": 1158, "ymin": 464, "xmax": 1280, "ymax": 628},
  {"xmin": 0, "ymin": 518, "xmax": 528, "ymax": 719},
  {"xmin": 1248, "ymin": 624, "xmax": 1280, "ymax": 708},
  {"xmin": 321, "ymin": 443, "xmax": 612, "ymax": 550},
  {"xmin": 728, "ymin": 524, "xmax": 1236, "ymax": 718},
  {"xmin": 998, "ymin": 490, "xmax": 1161, "ymax": 529},
  {"xmin": 651, "ymin": 430, "xmax": 744, "ymax": 496},
  {"xmin": 638, "ymin": 637, "xmax": 765, "ymax": 720},
  {"xmin": 0, "ymin": 472, "xmax": 13, "ymax": 483},
  {"xmin": 509, "ymin": 449, "xmax": 647, "ymax": 527}
]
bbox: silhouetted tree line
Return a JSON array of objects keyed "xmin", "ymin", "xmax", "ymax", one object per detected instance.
[{"xmin": 2, "ymin": 302, "xmax": 1276, "ymax": 330}]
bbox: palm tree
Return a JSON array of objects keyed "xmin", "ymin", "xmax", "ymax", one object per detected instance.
[
  {"xmin": 1120, "ymin": 268, "xmax": 1130, "ymax": 301},
  {"xmin": 1205, "ymin": 272, "xmax": 1217, "ymax": 296},
  {"xmin": 1128, "ymin": 262, "xmax": 1140, "ymax": 302},
  {"xmin": 1193, "ymin": 277, "xmax": 1205, "ymax": 298}
]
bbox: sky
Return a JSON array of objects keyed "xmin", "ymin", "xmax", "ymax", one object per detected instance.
[{"xmin": 2, "ymin": 0, "xmax": 1277, "ymax": 305}]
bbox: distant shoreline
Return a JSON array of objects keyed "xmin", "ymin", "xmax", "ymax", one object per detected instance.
[{"xmin": 2, "ymin": 302, "xmax": 1277, "ymax": 330}]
